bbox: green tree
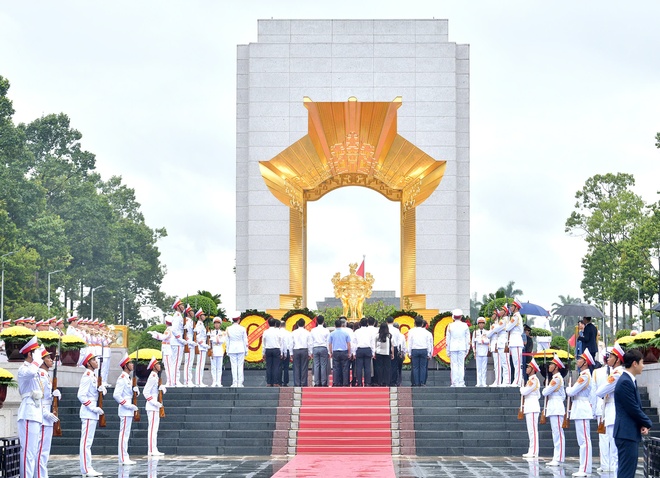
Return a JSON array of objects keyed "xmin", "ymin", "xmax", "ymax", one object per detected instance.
[
  {"xmin": 497, "ymin": 281, "xmax": 523, "ymax": 299},
  {"xmin": 550, "ymin": 294, "xmax": 582, "ymax": 338},
  {"xmin": 566, "ymin": 173, "xmax": 646, "ymax": 330}
]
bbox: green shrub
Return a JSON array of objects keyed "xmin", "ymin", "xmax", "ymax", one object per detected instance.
[
  {"xmin": 130, "ymin": 324, "xmax": 166, "ymax": 353},
  {"xmin": 616, "ymin": 329, "xmax": 632, "ymax": 340},
  {"xmin": 550, "ymin": 335, "xmax": 569, "ymax": 351},
  {"xmin": 531, "ymin": 327, "xmax": 552, "ymax": 337}
]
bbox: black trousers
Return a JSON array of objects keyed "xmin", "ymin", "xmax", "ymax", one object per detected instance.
[
  {"xmin": 355, "ymin": 348, "xmax": 372, "ymax": 386},
  {"xmin": 332, "ymin": 350, "xmax": 349, "ymax": 386},
  {"xmin": 374, "ymin": 353, "xmax": 391, "ymax": 386},
  {"xmin": 279, "ymin": 351, "xmax": 290, "ymax": 385},
  {"xmin": 615, "ymin": 438, "xmax": 640, "ymax": 478},
  {"xmin": 265, "ymin": 348, "xmax": 280, "ymax": 385}
]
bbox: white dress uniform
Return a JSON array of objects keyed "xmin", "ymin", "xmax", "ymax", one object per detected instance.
[
  {"xmin": 595, "ymin": 365, "xmax": 623, "ymax": 473},
  {"xmin": 209, "ymin": 327, "xmax": 227, "ymax": 386},
  {"xmin": 17, "ymin": 360, "xmax": 43, "ymax": 478},
  {"xmin": 113, "ymin": 371, "xmax": 137, "ymax": 464},
  {"xmin": 100, "ymin": 335, "xmax": 112, "ymax": 386},
  {"xmin": 446, "ymin": 318, "xmax": 470, "ymax": 387},
  {"xmin": 493, "ymin": 318, "xmax": 510, "ymax": 386},
  {"xmin": 506, "ymin": 311, "xmax": 524, "ymax": 387},
  {"xmin": 520, "ymin": 373, "xmax": 541, "ymax": 457},
  {"xmin": 77, "ymin": 368, "xmax": 103, "ymax": 476},
  {"xmin": 194, "ymin": 320, "xmax": 209, "ymax": 387},
  {"xmin": 151, "ymin": 326, "xmax": 173, "ymax": 386},
  {"xmin": 183, "ymin": 317, "xmax": 195, "ymax": 386},
  {"xmin": 541, "ymin": 372, "xmax": 566, "ymax": 465},
  {"xmin": 566, "ymin": 368, "xmax": 594, "ymax": 476},
  {"xmin": 226, "ymin": 322, "xmax": 248, "ymax": 387},
  {"xmin": 486, "ymin": 321, "xmax": 499, "ymax": 386},
  {"xmin": 471, "ymin": 327, "xmax": 489, "ymax": 387},
  {"xmin": 170, "ymin": 311, "xmax": 186, "ymax": 387},
  {"xmin": 38, "ymin": 367, "xmax": 59, "ymax": 478},
  {"xmin": 143, "ymin": 369, "xmax": 164, "ymax": 455}
]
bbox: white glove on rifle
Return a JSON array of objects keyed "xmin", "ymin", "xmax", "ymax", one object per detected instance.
[
  {"xmin": 52, "ymin": 389, "xmax": 62, "ymax": 399},
  {"xmin": 97, "ymin": 385, "xmax": 107, "ymax": 395},
  {"xmin": 158, "ymin": 385, "xmax": 167, "ymax": 394}
]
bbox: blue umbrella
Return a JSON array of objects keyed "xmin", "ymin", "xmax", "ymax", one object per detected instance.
[
  {"xmin": 652, "ymin": 303, "xmax": 660, "ymax": 312},
  {"xmin": 519, "ymin": 302, "xmax": 549, "ymax": 316}
]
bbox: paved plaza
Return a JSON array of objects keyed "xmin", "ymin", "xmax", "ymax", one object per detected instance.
[{"xmin": 47, "ymin": 455, "xmax": 645, "ymax": 477}]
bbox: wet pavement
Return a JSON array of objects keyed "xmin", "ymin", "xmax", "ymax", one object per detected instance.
[{"xmin": 47, "ymin": 455, "xmax": 645, "ymax": 477}]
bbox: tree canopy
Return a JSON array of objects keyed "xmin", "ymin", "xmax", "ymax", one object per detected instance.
[{"xmin": 0, "ymin": 76, "xmax": 168, "ymax": 326}]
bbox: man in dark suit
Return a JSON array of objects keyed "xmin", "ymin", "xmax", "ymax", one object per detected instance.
[
  {"xmin": 577, "ymin": 317, "xmax": 598, "ymax": 370},
  {"xmin": 613, "ymin": 348, "xmax": 653, "ymax": 478}
]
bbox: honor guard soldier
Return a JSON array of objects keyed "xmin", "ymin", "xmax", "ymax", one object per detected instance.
[
  {"xmin": 566, "ymin": 349, "xmax": 595, "ymax": 477},
  {"xmin": 149, "ymin": 317, "xmax": 174, "ymax": 386},
  {"xmin": 542, "ymin": 354, "xmax": 567, "ymax": 467},
  {"xmin": 507, "ymin": 299, "xmax": 525, "ymax": 387},
  {"xmin": 182, "ymin": 306, "xmax": 196, "ymax": 386},
  {"xmin": 446, "ymin": 309, "xmax": 470, "ymax": 387},
  {"xmin": 594, "ymin": 343, "xmax": 625, "ymax": 473},
  {"xmin": 486, "ymin": 310, "xmax": 500, "ymax": 386},
  {"xmin": 77, "ymin": 352, "xmax": 105, "ymax": 477},
  {"xmin": 226, "ymin": 316, "xmax": 248, "ymax": 387},
  {"xmin": 113, "ymin": 354, "xmax": 139, "ymax": 465},
  {"xmin": 209, "ymin": 317, "xmax": 227, "ymax": 386},
  {"xmin": 193, "ymin": 308, "xmax": 209, "ymax": 387},
  {"xmin": 520, "ymin": 358, "xmax": 541, "ymax": 458},
  {"xmin": 472, "ymin": 317, "xmax": 489, "ymax": 387},
  {"xmin": 38, "ymin": 349, "xmax": 60, "ymax": 478},
  {"xmin": 143, "ymin": 356, "xmax": 166, "ymax": 456},
  {"xmin": 17, "ymin": 336, "xmax": 43, "ymax": 478},
  {"xmin": 169, "ymin": 299, "xmax": 187, "ymax": 387}
]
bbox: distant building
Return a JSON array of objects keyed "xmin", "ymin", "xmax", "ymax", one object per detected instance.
[{"xmin": 316, "ymin": 291, "xmax": 400, "ymax": 311}]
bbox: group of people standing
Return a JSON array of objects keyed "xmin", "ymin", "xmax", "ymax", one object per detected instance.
[{"xmin": 518, "ymin": 342, "xmax": 652, "ymax": 477}]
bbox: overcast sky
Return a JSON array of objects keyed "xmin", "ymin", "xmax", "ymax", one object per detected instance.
[{"xmin": 1, "ymin": 1, "xmax": 659, "ymax": 318}]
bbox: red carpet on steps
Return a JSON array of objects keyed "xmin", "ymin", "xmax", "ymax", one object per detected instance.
[
  {"xmin": 272, "ymin": 454, "xmax": 396, "ymax": 477},
  {"xmin": 296, "ymin": 387, "xmax": 392, "ymax": 455}
]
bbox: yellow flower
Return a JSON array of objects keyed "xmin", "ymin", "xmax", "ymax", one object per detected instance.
[
  {"xmin": 0, "ymin": 367, "xmax": 15, "ymax": 380},
  {"xmin": 533, "ymin": 348, "xmax": 574, "ymax": 360},
  {"xmin": 36, "ymin": 331, "xmax": 61, "ymax": 341},
  {"xmin": 616, "ymin": 335, "xmax": 636, "ymax": 345},
  {"xmin": 633, "ymin": 331, "xmax": 657, "ymax": 342},
  {"xmin": 61, "ymin": 335, "xmax": 86, "ymax": 345},
  {"xmin": 129, "ymin": 348, "xmax": 162, "ymax": 360},
  {"xmin": 0, "ymin": 326, "xmax": 35, "ymax": 337}
]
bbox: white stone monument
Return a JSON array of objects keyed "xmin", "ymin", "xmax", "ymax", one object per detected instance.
[{"xmin": 236, "ymin": 19, "xmax": 469, "ymax": 315}]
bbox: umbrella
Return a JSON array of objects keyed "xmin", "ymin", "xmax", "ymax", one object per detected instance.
[
  {"xmin": 652, "ymin": 303, "xmax": 660, "ymax": 312},
  {"xmin": 553, "ymin": 303, "xmax": 604, "ymax": 318},
  {"xmin": 519, "ymin": 302, "xmax": 549, "ymax": 316}
]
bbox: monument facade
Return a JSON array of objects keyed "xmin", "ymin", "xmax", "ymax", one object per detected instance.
[{"xmin": 236, "ymin": 19, "xmax": 469, "ymax": 315}]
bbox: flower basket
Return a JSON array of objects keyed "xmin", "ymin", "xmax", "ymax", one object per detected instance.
[
  {"xmin": 129, "ymin": 349, "xmax": 163, "ymax": 386},
  {"xmin": 0, "ymin": 326, "xmax": 36, "ymax": 362},
  {"xmin": 60, "ymin": 349, "xmax": 80, "ymax": 367},
  {"xmin": 0, "ymin": 367, "xmax": 17, "ymax": 408},
  {"xmin": 36, "ymin": 331, "xmax": 62, "ymax": 358}
]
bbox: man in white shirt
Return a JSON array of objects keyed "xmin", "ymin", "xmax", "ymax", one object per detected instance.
[
  {"xmin": 354, "ymin": 318, "xmax": 375, "ymax": 386},
  {"xmin": 169, "ymin": 299, "xmax": 187, "ymax": 387},
  {"xmin": 407, "ymin": 317, "xmax": 431, "ymax": 386},
  {"xmin": 262, "ymin": 318, "xmax": 282, "ymax": 387},
  {"xmin": 472, "ymin": 317, "xmax": 489, "ymax": 387},
  {"xmin": 310, "ymin": 316, "xmax": 330, "ymax": 386},
  {"xmin": 291, "ymin": 318, "xmax": 312, "ymax": 386},
  {"xmin": 446, "ymin": 309, "xmax": 470, "ymax": 387}
]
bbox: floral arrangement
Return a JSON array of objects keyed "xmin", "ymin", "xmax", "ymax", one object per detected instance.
[
  {"xmin": 129, "ymin": 348, "xmax": 162, "ymax": 363},
  {"xmin": 0, "ymin": 367, "xmax": 17, "ymax": 387},
  {"xmin": 615, "ymin": 335, "xmax": 636, "ymax": 347},
  {"xmin": 0, "ymin": 325, "xmax": 35, "ymax": 343},
  {"xmin": 60, "ymin": 335, "xmax": 86, "ymax": 351},
  {"xmin": 533, "ymin": 348, "xmax": 574, "ymax": 361},
  {"xmin": 36, "ymin": 331, "xmax": 61, "ymax": 347}
]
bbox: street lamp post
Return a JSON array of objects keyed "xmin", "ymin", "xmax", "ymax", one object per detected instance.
[
  {"xmin": 91, "ymin": 285, "xmax": 105, "ymax": 322},
  {"xmin": 122, "ymin": 297, "xmax": 125, "ymax": 326},
  {"xmin": 1, "ymin": 251, "xmax": 18, "ymax": 322},
  {"xmin": 47, "ymin": 269, "xmax": 64, "ymax": 313},
  {"xmin": 632, "ymin": 281, "xmax": 641, "ymax": 330}
]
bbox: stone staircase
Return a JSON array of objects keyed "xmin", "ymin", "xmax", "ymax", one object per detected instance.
[
  {"xmin": 51, "ymin": 387, "xmax": 281, "ymax": 456},
  {"xmin": 410, "ymin": 386, "xmax": 660, "ymax": 457}
]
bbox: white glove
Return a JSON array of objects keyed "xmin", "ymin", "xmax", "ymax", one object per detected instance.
[
  {"xmin": 44, "ymin": 412, "xmax": 59, "ymax": 423},
  {"xmin": 132, "ymin": 386, "xmax": 139, "ymax": 393},
  {"xmin": 98, "ymin": 385, "xmax": 107, "ymax": 395},
  {"xmin": 91, "ymin": 407, "xmax": 104, "ymax": 415},
  {"xmin": 129, "ymin": 404, "xmax": 139, "ymax": 412},
  {"xmin": 158, "ymin": 385, "xmax": 167, "ymax": 394},
  {"xmin": 188, "ymin": 341, "xmax": 196, "ymax": 347},
  {"xmin": 31, "ymin": 390, "xmax": 43, "ymax": 400},
  {"xmin": 52, "ymin": 389, "xmax": 62, "ymax": 399},
  {"xmin": 148, "ymin": 331, "xmax": 157, "ymax": 338},
  {"xmin": 154, "ymin": 401, "xmax": 163, "ymax": 408}
]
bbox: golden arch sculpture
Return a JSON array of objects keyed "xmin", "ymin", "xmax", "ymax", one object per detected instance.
[{"xmin": 259, "ymin": 97, "xmax": 446, "ymax": 316}]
